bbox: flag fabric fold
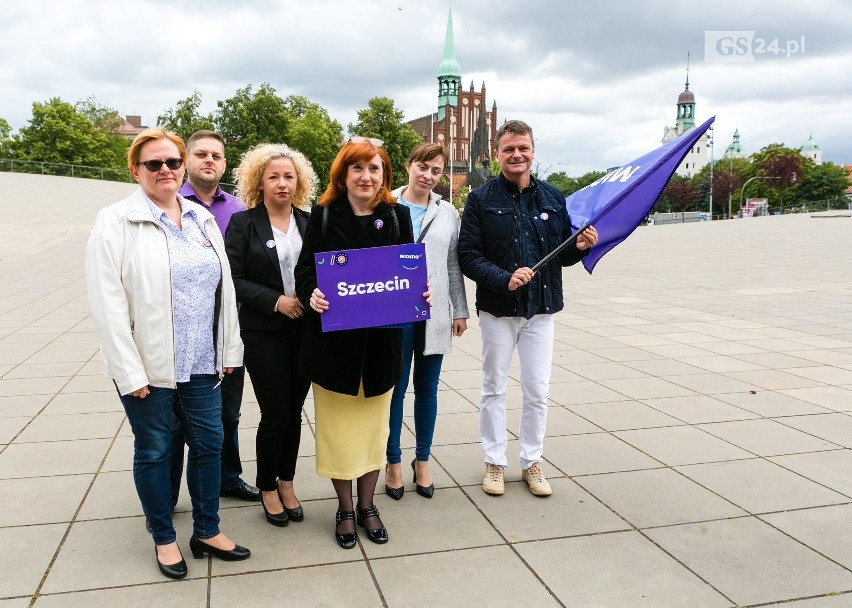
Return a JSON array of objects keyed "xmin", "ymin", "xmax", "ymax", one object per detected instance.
[{"xmin": 566, "ymin": 116, "xmax": 715, "ymax": 273}]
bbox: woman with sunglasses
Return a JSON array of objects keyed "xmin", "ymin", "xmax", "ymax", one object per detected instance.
[
  {"xmin": 295, "ymin": 136, "xmax": 426, "ymax": 549},
  {"xmin": 225, "ymin": 143, "xmax": 316, "ymax": 527},
  {"xmin": 384, "ymin": 143, "xmax": 468, "ymax": 501},
  {"xmin": 86, "ymin": 128, "xmax": 250, "ymax": 580}
]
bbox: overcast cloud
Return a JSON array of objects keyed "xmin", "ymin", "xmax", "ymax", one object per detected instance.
[{"xmin": 2, "ymin": 0, "xmax": 850, "ymax": 175}]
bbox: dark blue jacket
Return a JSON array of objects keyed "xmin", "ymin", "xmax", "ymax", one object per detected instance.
[{"xmin": 457, "ymin": 173, "xmax": 586, "ymax": 318}]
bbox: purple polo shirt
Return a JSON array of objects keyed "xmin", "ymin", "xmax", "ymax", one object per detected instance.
[{"xmin": 178, "ymin": 181, "xmax": 246, "ymax": 236}]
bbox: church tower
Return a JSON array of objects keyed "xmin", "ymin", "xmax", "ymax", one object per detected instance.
[
  {"xmin": 437, "ymin": 9, "xmax": 461, "ymax": 121},
  {"xmin": 800, "ymin": 133, "xmax": 822, "ymax": 165},
  {"xmin": 724, "ymin": 129, "xmax": 746, "ymax": 159},
  {"xmin": 661, "ymin": 57, "xmax": 708, "ymax": 177}
]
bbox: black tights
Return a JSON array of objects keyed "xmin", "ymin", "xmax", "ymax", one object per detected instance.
[{"xmin": 332, "ymin": 469, "xmax": 382, "ymax": 534}]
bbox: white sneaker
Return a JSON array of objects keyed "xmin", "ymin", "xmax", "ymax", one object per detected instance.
[
  {"xmin": 482, "ymin": 464, "xmax": 505, "ymax": 496},
  {"xmin": 522, "ymin": 463, "xmax": 552, "ymax": 497}
]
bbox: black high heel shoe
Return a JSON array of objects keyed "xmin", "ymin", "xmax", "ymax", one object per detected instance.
[
  {"xmin": 189, "ymin": 536, "xmax": 251, "ymax": 561},
  {"xmin": 384, "ymin": 464, "xmax": 405, "ymax": 500},
  {"xmin": 262, "ymin": 492, "xmax": 289, "ymax": 527},
  {"xmin": 277, "ymin": 486, "xmax": 304, "ymax": 522},
  {"xmin": 356, "ymin": 504, "xmax": 389, "ymax": 544},
  {"xmin": 412, "ymin": 459, "xmax": 435, "ymax": 499},
  {"xmin": 155, "ymin": 545, "xmax": 187, "ymax": 580},
  {"xmin": 335, "ymin": 510, "xmax": 357, "ymax": 549}
]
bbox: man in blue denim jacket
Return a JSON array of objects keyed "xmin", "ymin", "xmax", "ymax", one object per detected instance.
[{"xmin": 458, "ymin": 120, "xmax": 598, "ymax": 497}]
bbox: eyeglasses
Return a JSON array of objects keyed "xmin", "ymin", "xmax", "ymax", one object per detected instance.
[
  {"xmin": 137, "ymin": 158, "xmax": 184, "ymax": 172},
  {"xmin": 347, "ymin": 136, "xmax": 384, "ymax": 147}
]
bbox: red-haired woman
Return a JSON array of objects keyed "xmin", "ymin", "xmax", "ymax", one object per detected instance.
[{"xmin": 295, "ymin": 137, "xmax": 426, "ymax": 549}]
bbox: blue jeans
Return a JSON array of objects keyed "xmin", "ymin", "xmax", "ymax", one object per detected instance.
[
  {"xmin": 120, "ymin": 374, "xmax": 224, "ymax": 545},
  {"xmin": 387, "ymin": 323, "xmax": 444, "ymax": 464},
  {"xmin": 170, "ymin": 366, "xmax": 245, "ymax": 504}
]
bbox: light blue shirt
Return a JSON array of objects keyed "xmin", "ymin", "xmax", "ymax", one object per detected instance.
[
  {"xmin": 398, "ymin": 194, "xmax": 428, "ymax": 241},
  {"xmin": 146, "ymin": 196, "xmax": 221, "ymax": 382}
]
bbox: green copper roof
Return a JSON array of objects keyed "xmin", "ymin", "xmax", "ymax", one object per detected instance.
[
  {"xmin": 438, "ymin": 9, "xmax": 461, "ymax": 78},
  {"xmin": 801, "ymin": 133, "xmax": 820, "ymax": 151}
]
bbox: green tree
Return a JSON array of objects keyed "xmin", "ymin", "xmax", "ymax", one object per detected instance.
[
  {"xmin": 796, "ymin": 163, "xmax": 849, "ymax": 204},
  {"xmin": 215, "ymin": 83, "xmax": 290, "ymax": 180},
  {"xmin": 749, "ymin": 144, "xmax": 810, "ymax": 210},
  {"xmin": 13, "ymin": 97, "xmax": 127, "ymax": 171},
  {"xmin": 348, "ymin": 97, "xmax": 422, "ymax": 188},
  {"xmin": 691, "ymin": 157, "xmax": 752, "ymax": 218},
  {"xmin": 656, "ymin": 174, "xmax": 701, "ymax": 212},
  {"xmin": 157, "ymin": 91, "xmax": 214, "ymax": 142},
  {"xmin": 545, "ymin": 170, "xmax": 607, "ymax": 197},
  {"xmin": 0, "ymin": 118, "xmax": 12, "ymax": 158},
  {"xmin": 75, "ymin": 96, "xmax": 130, "ymax": 166},
  {"xmin": 282, "ymin": 95, "xmax": 343, "ymax": 192}
]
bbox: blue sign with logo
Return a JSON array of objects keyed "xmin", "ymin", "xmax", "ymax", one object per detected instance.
[{"xmin": 315, "ymin": 243, "xmax": 430, "ymax": 332}]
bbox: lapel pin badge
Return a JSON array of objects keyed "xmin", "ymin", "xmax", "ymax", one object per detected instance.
[
  {"xmin": 266, "ymin": 239, "xmax": 276, "ymax": 248},
  {"xmin": 373, "ymin": 219, "xmax": 384, "ymax": 230}
]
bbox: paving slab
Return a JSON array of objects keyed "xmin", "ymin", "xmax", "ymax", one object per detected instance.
[
  {"xmin": 646, "ymin": 517, "xmax": 852, "ymax": 606},
  {"xmin": 516, "ymin": 531, "xmax": 732, "ymax": 607},
  {"xmin": 676, "ymin": 458, "xmax": 850, "ymax": 513}
]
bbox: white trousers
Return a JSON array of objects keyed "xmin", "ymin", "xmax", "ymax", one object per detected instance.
[{"xmin": 479, "ymin": 311, "xmax": 554, "ymax": 470}]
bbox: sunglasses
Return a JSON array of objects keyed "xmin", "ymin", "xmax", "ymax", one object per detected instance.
[
  {"xmin": 137, "ymin": 157, "xmax": 184, "ymax": 172},
  {"xmin": 348, "ymin": 136, "xmax": 384, "ymax": 147}
]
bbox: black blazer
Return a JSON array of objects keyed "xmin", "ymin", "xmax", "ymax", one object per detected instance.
[
  {"xmin": 225, "ymin": 204, "xmax": 310, "ymax": 332},
  {"xmin": 294, "ymin": 197, "xmax": 414, "ymax": 397}
]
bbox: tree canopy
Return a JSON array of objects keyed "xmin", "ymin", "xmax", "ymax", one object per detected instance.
[{"xmin": 348, "ymin": 97, "xmax": 422, "ymax": 188}]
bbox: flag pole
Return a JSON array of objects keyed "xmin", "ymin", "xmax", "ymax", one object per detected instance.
[{"xmin": 530, "ymin": 221, "xmax": 591, "ymax": 272}]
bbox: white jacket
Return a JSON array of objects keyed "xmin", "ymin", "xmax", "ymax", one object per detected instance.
[
  {"xmin": 86, "ymin": 188, "xmax": 243, "ymax": 395},
  {"xmin": 392, "ymin": 186, "xmax": 469, "ymax": 355}
]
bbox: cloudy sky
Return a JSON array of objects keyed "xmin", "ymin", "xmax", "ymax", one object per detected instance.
[{"xmin": 2, "ymin": 0, "xmax": 850, "ymax": 175}]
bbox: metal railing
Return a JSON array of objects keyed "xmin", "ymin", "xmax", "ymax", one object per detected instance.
[{"xmin": 0, "ymin": 158, "xmax": 237, "ymax": 193}]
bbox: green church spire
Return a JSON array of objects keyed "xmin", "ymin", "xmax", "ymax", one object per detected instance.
[{"xmin": 437, "ymin": 8, "xmax": 461, "ymax": 121}]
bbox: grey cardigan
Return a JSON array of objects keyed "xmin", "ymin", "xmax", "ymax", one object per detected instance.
[{"xmin": 392, "ymin": 186, "xmax": 469, "ymax": 355}]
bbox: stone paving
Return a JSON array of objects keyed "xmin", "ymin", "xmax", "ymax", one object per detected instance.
[{"xmin": 2, "ymin": 171, "xmax": 852, "ymax": 607}]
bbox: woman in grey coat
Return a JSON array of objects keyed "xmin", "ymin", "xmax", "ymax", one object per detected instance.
[{"xmin": 385, "ymin": 143, "xmax": 469, "ymax": 499}]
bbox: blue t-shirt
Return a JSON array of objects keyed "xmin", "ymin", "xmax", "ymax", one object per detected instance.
[{"xmin": 398, "ymin": 194, "xmax": 429, "ymax": 241}]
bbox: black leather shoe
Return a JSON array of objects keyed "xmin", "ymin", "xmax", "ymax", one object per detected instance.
[
  {"xmin": 356, "ymin": 505, "xmax": 389, "ymax": 544},
  {"xmin": 189, "ymin": 536, "xmax": 251, "ymax": 561},
  {"xmin": 284, "ymin": 504, "xmax": 304, "ymax": 522},
  {"xmin": 220, "ymin": 481, "xmax": 261, "ymax": 501},
  {"xmin": 385, "ymin": 463, "xmax": 405, "ymax": 500},
  {"xmin": 155, "ymin": 546, "xmax": 187, "ymax": 580},
  {"xmin": 262, "ymin": 494, "xmax": 289, "ymax": 527},
  {"xmin": 412, "ymin": 459, "xmax": 435, "ymax": 499},
  {"xmin": 335, "ymin": 510, "xmax": 357, "ymax": 549}
]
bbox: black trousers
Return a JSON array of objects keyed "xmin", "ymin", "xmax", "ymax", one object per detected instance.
[{"xmin": 242, "ymin": 325, "xmax": 310, "ymax": 490}]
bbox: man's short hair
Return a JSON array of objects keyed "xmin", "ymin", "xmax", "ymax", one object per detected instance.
[
  {"xmin": 495, "ymin": 120, "xmax": 534, "ymax": 148},
  {"xmin": 186, "ymin": 130, "xmax": 225, "ymax": 151}
]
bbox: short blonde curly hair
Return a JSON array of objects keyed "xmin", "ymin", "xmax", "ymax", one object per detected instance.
[{"xmin": 233, "ymin": 143, "xmax": 317, "ymax": 210}]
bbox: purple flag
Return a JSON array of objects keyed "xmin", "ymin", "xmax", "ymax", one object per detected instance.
[{"xmin": 567, "ymin": 116, "xmax": 715, "ymax": 273}]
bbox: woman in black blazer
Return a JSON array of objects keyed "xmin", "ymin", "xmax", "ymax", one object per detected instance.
[{"xmin": 226, "ymin": 143, "xmax": 317, "ymax": 527}]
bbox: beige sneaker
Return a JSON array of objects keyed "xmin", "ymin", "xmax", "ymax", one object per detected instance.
[
  {"xmin": 522, "ymin": 463, "xmax": 552, "ymax": 497},
  {"xmin": 482, "ymin": 464, "xmax": 505, "ymax": 496}
]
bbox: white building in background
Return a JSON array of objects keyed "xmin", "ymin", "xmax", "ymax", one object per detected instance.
[
  {"xmin": 800, "ymin": 133, "xmax": 822, "ymax": 165},
  {"xmin": 661, "ymin": 71, "xmax": 709, "ymax": 178}
]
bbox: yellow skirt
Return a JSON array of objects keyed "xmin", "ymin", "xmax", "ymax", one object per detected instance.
[{"xmin": 313, "ymin": 383, "xmax": 392, "ymax": 480}]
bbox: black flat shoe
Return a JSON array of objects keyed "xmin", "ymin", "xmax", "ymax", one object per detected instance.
[
  {"xmin": 356, "ymin": 505, "xmax": 389, "ymax": 544},
  {"xmin": 262, "ymin": 495, "xmax": 289, "ymax": 527},
  {"xmin": 189, "ymin": 536, "xmax": 251, "ymax": 561},
  {"xmin": 155, "ymin": 546, "xmax": 187, "ymax": 580},
  {"xmin": 335, "ymin": 510, "xmax": 357, "ymax": 549},
  {"xmin": 412, "ymin": 459, "xmax": 435, "ymax": 499}
]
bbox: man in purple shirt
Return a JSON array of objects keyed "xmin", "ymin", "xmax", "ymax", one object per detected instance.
[{"xmin": 170, "ymin": 130, "xmax": 259, "ymax": 503}]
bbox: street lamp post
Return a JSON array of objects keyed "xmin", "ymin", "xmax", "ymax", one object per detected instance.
[
  {"xmin": 739, "ymin": 175, "xmax": 781, "ymax": 216},
  {"xmin": 707, "ymin": 125, "xmax": 714, "ymax": 220}
]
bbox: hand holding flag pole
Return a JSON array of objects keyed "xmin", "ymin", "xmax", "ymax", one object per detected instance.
[{"xmin": 531, "ymin": 117, "xmax": 715, "ymax": 274}]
